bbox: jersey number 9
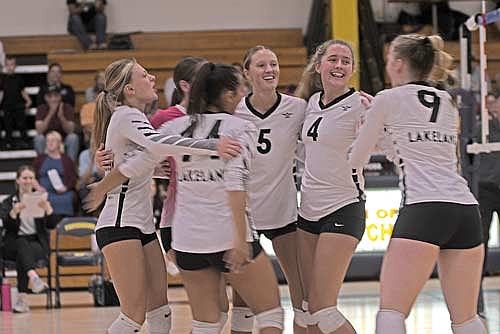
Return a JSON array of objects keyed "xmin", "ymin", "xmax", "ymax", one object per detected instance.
[{"xmin": 418, "ymin": 90, "xmax": 441, "ymax": 123}]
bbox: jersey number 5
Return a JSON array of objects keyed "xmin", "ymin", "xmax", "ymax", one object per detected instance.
[
  {"xmin": 306, "ymin": 117, "xmax": 323, "ymax": 141},
  {"xmin": 418, "ymin": 90, "xmax": 440, "ymax": 123},
  {"xmin": 257, "ymin": 128, "xmax": 271, "ymax": 154},
  {"xmin": 183, "ymin": 120, "xmax": 221, "ymax": 162}
]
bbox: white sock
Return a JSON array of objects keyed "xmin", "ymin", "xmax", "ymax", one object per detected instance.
[
  {"xmin": 452, "ymin": 315, "xmax": 487, "ymax": 334},
  {"xmin": 107, "ymin": 312, "xmax": 142, "ymax": 334},
  {"xmin": 146, "ymin": 304, "xmax": 172, "ymax": 334}
]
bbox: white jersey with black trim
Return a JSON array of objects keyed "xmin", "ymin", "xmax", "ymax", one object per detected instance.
[
  {"xmin": 299, "ymin": 89, "xmax": 366, "ymax": 221},
  {"xmin": 350, "ymin": 82, "xmax": 477, "ymax": 206},
  {"xmin": 96, "ymin": 105, "xmax": 218, "ymax": 234},
  {"xmin": 234, "ymin": 93, "xmax": 306, "ymax": 230},
  {"xmin": 159, "ymin": 113, "xmax": 259, "ymax": 253}
]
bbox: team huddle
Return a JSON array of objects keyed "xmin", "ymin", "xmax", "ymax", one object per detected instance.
[{"xmin": 83, "ymin": 34, "xmax": 486, "ymax": 334}]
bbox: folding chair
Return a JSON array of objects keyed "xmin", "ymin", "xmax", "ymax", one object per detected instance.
[{"xmin": 54, "ymin": 217, "xmax": 104, "ymax": 308}]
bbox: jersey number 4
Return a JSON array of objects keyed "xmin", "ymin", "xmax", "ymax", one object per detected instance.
[
  {"xmin": 183, "ymin": 120, "xmax": 221, "ymax": 162},
  {"xmin": 418, "ymin": 90, "xmax": 440, "ymax": 123},
  {"xmin": 306, "ymin": 117, "xmax": 323, "ymax": 141}
]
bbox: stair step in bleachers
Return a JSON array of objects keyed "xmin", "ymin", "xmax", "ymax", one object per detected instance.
[
  {"xmin": 0, "ymin": 150, "xmax": 37, "ymax": 194},
  {"xmin": 49, "ymin": 47, "xmax": 307, "ymax": 111}
]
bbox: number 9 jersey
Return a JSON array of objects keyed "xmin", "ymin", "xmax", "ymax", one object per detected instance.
[
  {"xmin": 350, "ymin": 82, "xmax": 477, "ymax": 206},
  {"xmin": 300, "ymin": 89, "xmax": 366, "ymax": 221}
]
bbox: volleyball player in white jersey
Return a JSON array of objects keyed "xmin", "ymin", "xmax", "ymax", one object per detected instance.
[
  {"xmin": 86, "ymin": 58, "xmax": 240, "ymax": 334},
  {"xmin": 89, "ymin": 62, "xmax": 284, "ymax": 334},
  {"xmin": 350, "ymin": 34, "xmax": 486, "ymax": 334},
  {"xmin": 230, "ymin": 45, "xmax": 307, "ymax": 334},
  {"xmin": 294, "ymin": 40, "xmax": 366, "ymax": 334}
]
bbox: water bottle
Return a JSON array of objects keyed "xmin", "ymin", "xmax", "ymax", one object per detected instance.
[{"xmin": 1, "ymin": 279, "xmax": 12, "ymax": 311}]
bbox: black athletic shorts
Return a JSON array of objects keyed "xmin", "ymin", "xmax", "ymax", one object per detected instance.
[
  {"xmin": 175, "ymin": 241, "xmax": 263, "ymax": 272},
  {"xmin": 96, "ymin": 226, "xmax": 158, "ymax": 250},
  {"xmin": 297, "ymin": 201, "xmax": 366, "ymax": 240},
  {"xmin": 160, "ymin": 227, "xmax": 172, "ymax": 251},
  {"xmin": 258, "ymin": 221, "xmax": 297, "ymax": 240},
  {"xmin": 392, "ymin": 202, "xmax": 483, "ymax": 249}
]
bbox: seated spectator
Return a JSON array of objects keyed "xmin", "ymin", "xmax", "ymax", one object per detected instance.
[
  {"xmin": 0, "ymin": 56, "xmax": 32, "ymax": 150},
  {"xmin": 34, "ymin": 85, "xmax": 79, "ymax": 162},
  {"xmin": 78, "ymin": 102, "xmax": 103, "ymax": 203},
  {"xmin": 33, "ymin": 131, "xmax": 77, "ymax": 218},
  {"xmin": 36, "ymin": 63, "xmax": 75, "ymax": 107},
  {"xmin": 67, "ymin": 0, "xmax": 107, "ymax": 50},
  {"xmin": 85, "ymin": 70, "xmax": 105, "ymax": 102},
  {"xmin": 0, "ymin": 40, "xmax": 5, "ymax": 71},
  {"xmin": 0, "ymin": 165, "xmax": 57, "ymax": 313}
]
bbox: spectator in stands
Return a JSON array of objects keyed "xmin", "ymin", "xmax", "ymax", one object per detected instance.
[
  {"xmin": 85, "ymin": 70, "xmax": 105, "ymax": 102},
  {"xmin": 78, "ymin": 102, "xmax": 102, "ymax": 205},
  {"xmin": 33, "ymin": 131, "xmax": 77, "ymax": 218},
  {"xmin": 67, "ymin": 0, "xmax": 107, "ymax": 50},
  {"xmin": 0, "ymin": 56, "xmax": 32, "ymax": 150},
  {"xmin": 34, "ymin": 85, "xmax": 79, "ymax": 162},
  {"xmin": 0, "ymin": 40, "xmax": 5, "ymax": 71},
  {"xmin": 36, "ymin": 63, "xmax": 75, "ymax": 107},
  {"xmin": 0, "ymin": 165, "xmax": 57, "ymax": 313}
]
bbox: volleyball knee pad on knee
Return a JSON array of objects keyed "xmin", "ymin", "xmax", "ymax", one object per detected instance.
[
  {"xmin": 309, "ymin": 306, "xmax": 346, "ymax": 334},
  {"xmin": 191, "ymin": 320, "xmax": 221, "ymax": 334},
  {"xmin": 293, "ymin": 300, "xmax": 310, "ymax": 328},
  {"xmin": 376, "ymin": 309, "xmax": 406, "ymax": 334},
  {"xmin": 107, "ymin": 312, "xmax": 142, "ymax": 334},
  {"xmin": 146, "ymin": 304, "xmax": 172, "ymax": 334},
  {"xmin": 231, "ymin": 306, "xmax": 254, "ymax": 332},
  {"xmin": 452, "ymin": 315, "xmax": 487, "ymax": 334},
  {"xmin": 219, "ymin": 312, "xmax": 228, "ymax": 332},
  {"xmin": 293, "ymin": 307, "xmax": 309, "ymax": 328},
  {"xmin": 255, "ymin": 307, "xmax": 284, "ymax": 330}
]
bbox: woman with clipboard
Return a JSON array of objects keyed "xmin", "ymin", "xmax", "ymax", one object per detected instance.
[{"xmin": 0, "ymin": 165, "xmax": 57, "ymax": 313}]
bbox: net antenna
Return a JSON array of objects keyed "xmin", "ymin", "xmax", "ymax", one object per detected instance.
[{"xmin": 464, "ymin": 1, "xmax": 500, "ymax": 154}]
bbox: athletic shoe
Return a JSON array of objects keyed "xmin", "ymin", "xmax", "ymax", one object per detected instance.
[
  {"xmin": 13, "ymin": 296, "xmax": 30, "ymax": 313},
  {"xmin": 31, "ymin": 276, "xmax": 48, "ymax": 293}
]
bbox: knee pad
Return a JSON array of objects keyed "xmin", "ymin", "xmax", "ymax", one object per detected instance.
[
  {"xmin": 107, "ymin": 312, "xmax": 142, "ymax": 334},
  {"xmin": 231, "ymin": 306, "xmax": 254, "ymax": 332},
  {"xmin": 191, "ymin": 320, "xmax": 221, "ymax": 334},
  {"xmin": 293, "ymin": 308, "xmax": 310, "ymax": 328},
  {"xmin": 255, "ymin": 307, "xmax": 284, "ymax": 330},
  {"xmin": 309, "ymin": 306, "xmax": 346, "ymax": 334},
  {"xmin": 219, "ymin": 312, "xmax": 228, "ymax": 332},
  {"xmin": 376, "ymin": 309, "xmax": 406, "ymax": 334},
  {"xmin": 452, "ymin": 315, "xmax": 487, "ymax": 334},
  {"xmin": 146, "ymin": 304, "xmax": 172, "ymax": 334}
]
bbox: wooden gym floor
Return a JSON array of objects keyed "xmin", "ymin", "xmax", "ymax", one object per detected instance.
[{"xmin": 1, "ymin": 276, "xmax": 499, "ymax": 334}]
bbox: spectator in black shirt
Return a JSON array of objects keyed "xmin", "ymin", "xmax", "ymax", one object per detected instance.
[
  {"xmin": 67, "ymin": 0, "xmax": 107, "ymax": 50},
  {"xmin": 0, "ymin": 56, "xmax": 32, "ymax": 149},
  {"xmin": 36, "ymin": 63, "xmax": 75, "ymax": 107}
]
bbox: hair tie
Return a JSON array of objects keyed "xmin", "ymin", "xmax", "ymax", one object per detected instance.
[{"xmin": 102, "ymin": 89, "xmax": 108, "ymax": 95}]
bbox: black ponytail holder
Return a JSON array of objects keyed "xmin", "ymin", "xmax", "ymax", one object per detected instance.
[{"xmin": 102, "ymin": 89, "xmax": 108, "ymax": 95}]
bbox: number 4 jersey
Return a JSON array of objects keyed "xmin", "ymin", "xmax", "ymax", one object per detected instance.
[
  {"xmin": 300, "ymin": 89, "xmax": 366, "ymax": 221},
  {"xmin": 234, "ymin": 93, "xmax": 306, "ymax": 230},
  {"xmin": 350, "ymin": 82, "xmax": 477, "ymax": 206}
]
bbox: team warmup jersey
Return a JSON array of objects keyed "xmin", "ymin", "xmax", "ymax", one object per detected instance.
[
  {"xmin": 350, "ymin": 82, "xmax": 477, "ymax": 206},
  {"xmin": 96, "ymin": 105, "xmax": 218, "ymax": 234},
  {"xmin": 299, "ymin": 89, "xmax": 366, "ymax": 221},
  {"xmin": 234, "ymin": 93, "xmax": 306, "ymax": 230},
  {"xmin": 157, "ymin": 113, "xmax": 259, "ymax": 253}
]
